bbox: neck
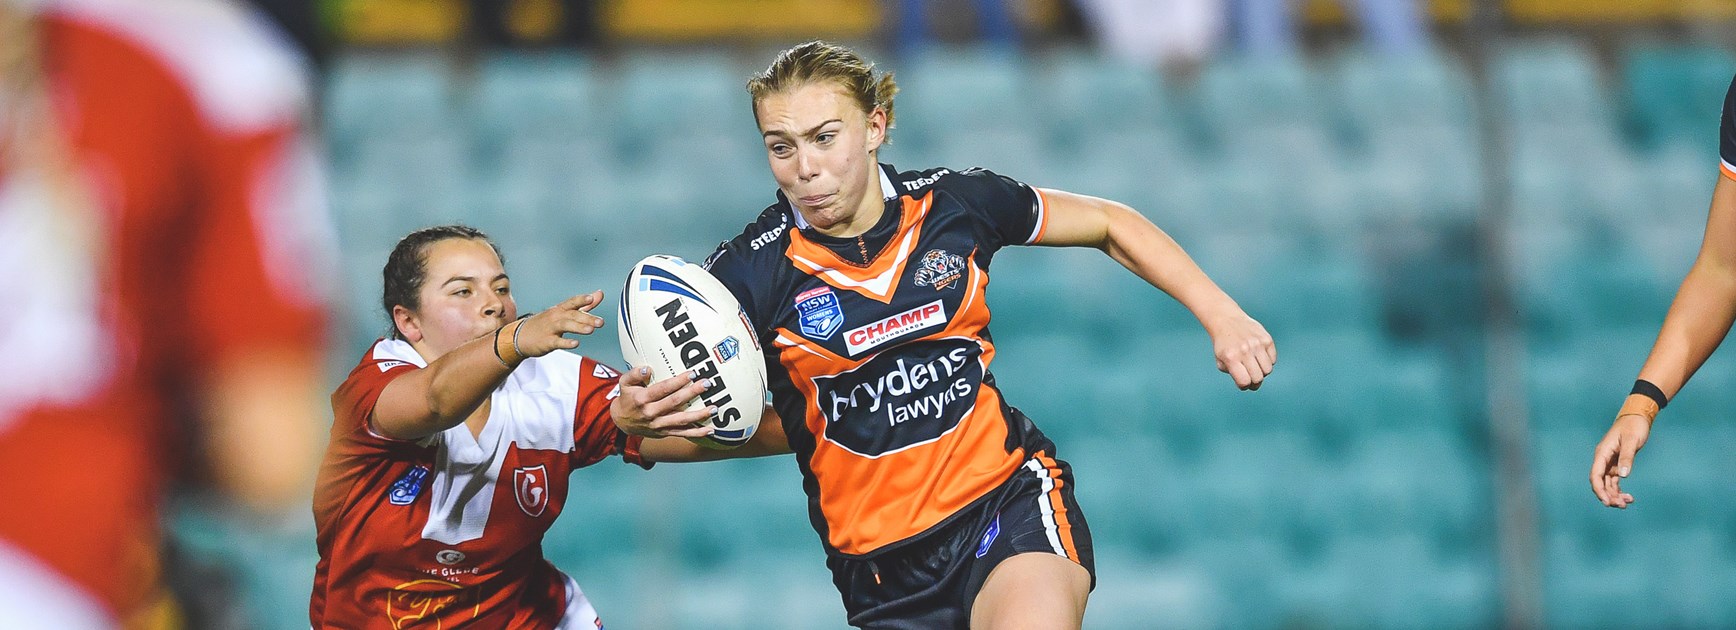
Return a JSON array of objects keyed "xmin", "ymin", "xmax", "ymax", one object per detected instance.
[{"xmin": 409, "ymin": 339, "xmax": 439, "ymax": 363}]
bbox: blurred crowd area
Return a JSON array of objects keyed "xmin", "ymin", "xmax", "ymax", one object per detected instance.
[{"xmin": 160, "ymin": 1, "xmax": 1736, "ymax": 628}]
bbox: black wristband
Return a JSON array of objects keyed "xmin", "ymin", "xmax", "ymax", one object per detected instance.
[
  {"xmin": 1631, "ymin": 379, "xmax": 1669, "ymax": 410},
  {"xmin": 492, "ymin": 324, "xmax": 511, "ymax": 368}
]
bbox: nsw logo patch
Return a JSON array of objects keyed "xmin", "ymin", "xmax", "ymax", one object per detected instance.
[
  {"xmin": 388, "ymin": 465, "xmax": 430, "ymax": 506},
  {"xmin": 793, "ymin": 286, "xmax": 845, "ymax": 340}
]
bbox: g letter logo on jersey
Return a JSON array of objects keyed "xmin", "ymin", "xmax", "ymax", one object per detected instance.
[
  {"xmin": 915, "ymin": 249, "xmax": 965, "ymax": 291},
  {"xmin": 794, "ymin": 287, "xmax": 845, "ymax": 340},
  {"xmin": 514, "ymin": 465, "xmax": 549, "ymax": 517}
]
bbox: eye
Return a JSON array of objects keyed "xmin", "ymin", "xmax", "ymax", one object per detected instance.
[
  {"xmin": 454, "ymin": 288, "xmax": 472, "ymax": 297},
  {"xmin": 817, "ymin": 132, "xmax": 836, "ymax": 144},
  {"xmin": 770, "ymin": 143, "xmax": 792, "ymax": 157},
  {"xmin": 495, "ymin": 286, "xmax": 510, "ymax": 296}
]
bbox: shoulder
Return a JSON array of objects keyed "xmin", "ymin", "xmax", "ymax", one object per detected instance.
[
  {"xmin": 705, "ymin": 204, "xmax": 791, "ymax": 273},
  {"xmin": 886, "ymin": 165, "xmax": 957, "ymax": 199},
  {"xmin": 335, "ymin": 339, "xmax": 420, "ymax": 394},
  {"xmin": 349, "ymin": 339, "xmax": 424, "ymax": 376},
  {"xmin": 891, "ymin": 165, "xmax": 1028, "ymax": 203},
  {"xmin": 46, "ymin": 0, "xmax": 313, "ymax": 133}
]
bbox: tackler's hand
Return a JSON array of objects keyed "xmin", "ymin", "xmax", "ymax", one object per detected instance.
[
  {"xmin": 610, "ymin": 367, "xmax": 716, "ymax": 439},
  {"xmin": 510, "ymin": 290, "xmax": 606, "ymax": 358}
]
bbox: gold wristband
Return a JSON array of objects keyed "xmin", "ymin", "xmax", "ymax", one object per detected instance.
[
  {"xmin": 1616, "ymin": 393, "xmax": 1660, "ymax": 425},
  {"xmin": 494, "ymin": 321, "xmax": 524, "ymax": 367}
]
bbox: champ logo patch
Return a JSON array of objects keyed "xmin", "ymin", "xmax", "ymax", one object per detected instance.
[
  {"xmin": 844, "ymin": 300, "xmax": 946, "ymax": 356},
  {"xmin": 514, "ymin": 465, "xmax": 550, "ymax": 517},
  {"xmin": 593, "ymin": 363, "xmax": 620, "ymax": 379},
  {"xmin": 914, "ymin": 249, "xmax": 965, "ymax": 290},
  {"xmin": 793, "ymin": 286, "xmax": 845, "ymax": 340}
]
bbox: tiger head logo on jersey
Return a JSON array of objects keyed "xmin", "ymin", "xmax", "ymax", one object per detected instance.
[
  {"xmin": 794, "ymin": 286, "xmax": 845, "ymax": 340},
  {"xmin": 514, "ymin": 465, "xmax": 549, "ymax": 517},
  {"xmin": 914, "ymin": 249, "xmax": 965, "ymax": 291}
]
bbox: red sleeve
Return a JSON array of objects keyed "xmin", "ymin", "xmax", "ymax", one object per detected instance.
[
  {"xmin": 572, "ymin": 359, "xmax": 651, "ymax": 469},
  {"xmin": 186, "ymin": 122, "xmax": 331, "ymax": 364},
  {"xmin": 183, "ymin": 84, "xmax": 334, "ymax": 367},
  {"xmin": 329, "ymin": 351, "xmax": 420, "ymax": 454}
]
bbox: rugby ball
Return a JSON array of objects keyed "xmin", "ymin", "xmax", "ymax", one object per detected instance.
[{"xmin": 619, "ymin": 255, "xmax": 766, "ymax": 449}]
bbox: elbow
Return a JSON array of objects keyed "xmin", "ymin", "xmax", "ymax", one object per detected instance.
[{"xmin": 1099, "ymin": 202, "xmax": 1145, "ymax": 254}]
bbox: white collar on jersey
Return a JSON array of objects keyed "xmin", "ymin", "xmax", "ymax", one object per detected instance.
[{"xmin": 790, "ymin": 166, "xmax": 898, "ymax": 230}]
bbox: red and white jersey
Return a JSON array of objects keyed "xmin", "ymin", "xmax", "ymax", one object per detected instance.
[
  {"xmin": 311, "ymin": 339, "xmax": 644, "ymax": 629},
  {"xmin": 0, "ymin": 0, "xmax": 331, "ymax": 623}
]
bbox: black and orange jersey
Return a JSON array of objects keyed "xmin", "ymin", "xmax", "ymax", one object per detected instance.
[
  {"xmin": 705, "ymin": 163, "xmax": 1055, "ymax": 557},
  {"xmin": 1722, "ymin": 73, "xmax": 1736, "ymax": 180}
]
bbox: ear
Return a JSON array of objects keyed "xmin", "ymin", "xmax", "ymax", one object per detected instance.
[
  {"xmin": 392, "ymin": 304, "xmax": 423, "ymax": 343},
  {"xmin": 865, "ymin": 107, "xmax": 887, "ymax": 154}
]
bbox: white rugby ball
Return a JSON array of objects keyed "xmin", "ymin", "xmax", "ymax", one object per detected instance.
[{"xmin": 619, "ymin": 255, "xmax": 766, "ymax": 449}]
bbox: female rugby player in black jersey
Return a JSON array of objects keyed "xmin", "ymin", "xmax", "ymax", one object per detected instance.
[
  {"xmin": 1590, "ymin": 75, "xmax": 1736, "ymax": 510},
  {"xmin": 622, "ymin": 41, "xmax": 1276, "ymax": 629}
]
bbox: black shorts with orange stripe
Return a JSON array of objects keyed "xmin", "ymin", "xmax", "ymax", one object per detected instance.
[{"xmin": 825, "ymin": 434, "xmax": 1095, "ymax": 630}]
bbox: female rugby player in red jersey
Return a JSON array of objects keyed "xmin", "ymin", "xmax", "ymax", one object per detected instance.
[
  {"xmin": 312, "ymin": 225, "xmax": 786, "ymax": 629},
  {"xmin": 667, "ymin": 41, "xmax": 1277, "ymax": 629},
  {"xmin": 1590, "ymin": 75, "xmax": 1736, "ymax": 510}
]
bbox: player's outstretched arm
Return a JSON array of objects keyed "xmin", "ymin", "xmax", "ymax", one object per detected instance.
[
  {"xmin": 1592, "ymin": 176, "xmax": 1736, "ymax": 508},
  {"xmin": 1033, "ymin": 187, "xmax": 1276, "ymax": 390},
  {"xmin": 372, "ymin": 291, "xmax": 607, "ymax": 440},
  {"xmin": 633, "ymin": 404, "xmax": 793, "ymax": 463}
]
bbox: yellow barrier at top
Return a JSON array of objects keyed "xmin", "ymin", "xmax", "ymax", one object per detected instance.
[{"xmin": 602, "ymin": 0, "xmax": 879, "ymax": 42}]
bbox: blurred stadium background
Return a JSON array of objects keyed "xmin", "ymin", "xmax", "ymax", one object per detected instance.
[{"xmin": 173, "ymin": 0, "xmax": 1736, "ymax": 627}]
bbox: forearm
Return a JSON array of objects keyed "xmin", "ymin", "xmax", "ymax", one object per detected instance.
[
  {"xmin": 376, "ymin": 327, "xmax": 517, "ymax": 439},
  {"xmin": 422, "ymin": 334, "xmax": 515, "ymax": 421},
  {"xmin": 203, "ymin": 347, "xmax": 322, "ymax": 513},
  {"xmin": 1100, "ymin": 204, "xmax": 1243, "ymax": 324},
  {"xmin": 1637, "ymin": 257, "xmax": 1736, "ymax": 397},
  {"xmin": 638, "ymin": 405, "xmax": 792, "ymax": 462}
]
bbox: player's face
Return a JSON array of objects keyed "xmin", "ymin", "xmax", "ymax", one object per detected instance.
[
  {"xmin": 406, "ymin": 238, "xmax": 516, "ymax": 359},
  {"xmin": 756, "ymin": 81, "xmax": 887, "ymax": 232}
]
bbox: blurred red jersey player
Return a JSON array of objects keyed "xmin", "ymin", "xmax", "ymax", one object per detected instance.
[{"xmin": 0, "ymin": 0, "xmax": 333, "ymax": 626}]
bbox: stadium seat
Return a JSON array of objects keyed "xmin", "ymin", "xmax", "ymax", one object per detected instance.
[
  {"xmin": 472, "ymin": 51, "xmax": 607, "ymax": 153},
  {"xmin": 614, "ymin": 51, "xmax": 745, "ymax": 144},
  {"xmin": 1350, "ymin": 123, "xmax": 1482, "ymax": 223},
  {"xmin": 1193, "ymin": 56, "xmax": 1328, "ymax": 146},
  {"xmin": 1495, "ymin": 39, "xmax": 1613, "ymax": 129},
  {"xmin": 892, "ymin": 45, "xmax": 1036, "ymax": 146},
  {"xmin": 1332, "ymin": 47, "xmax": 1477, "ymax": 138},
  {"xmin": 1034, "ymin": 48, "xmax": 1169, "ymax": 142},
  {"xmin": 325, "ymin": 54, "xmax": 460, "ymax": 151},
  {"xmin": 1621, "ymin": 44, "xmax": 1736, "ymax": 149}
]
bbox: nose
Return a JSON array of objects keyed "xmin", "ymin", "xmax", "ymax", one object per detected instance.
[
  {"xmin": 795, "ymin": 147, "xmax": 818, "ymax": 182},
  {"xmin": 482, "ymin": 292, "xmax": 503, "ymax": 319}
]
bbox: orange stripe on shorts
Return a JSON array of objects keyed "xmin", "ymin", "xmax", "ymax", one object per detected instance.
[{"xmin": 1037, "ymin": 453, "xmax": 1079, "ymax": 562}]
